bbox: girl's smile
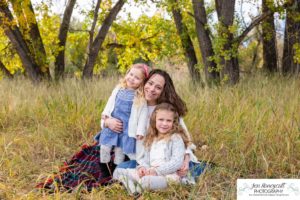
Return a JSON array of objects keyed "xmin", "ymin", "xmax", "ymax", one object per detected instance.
[
  {"xmin": 125, "ymin": 67, "xmax": 144, "ymax": 89},
  {"xmin": 155, "ymin": 110, "xmax": 174, "ymax": 134}
]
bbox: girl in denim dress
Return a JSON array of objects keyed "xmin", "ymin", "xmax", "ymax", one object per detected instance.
[{"xmin": 95, "ymin": 63, "xmax": 149, "ymax": 165}]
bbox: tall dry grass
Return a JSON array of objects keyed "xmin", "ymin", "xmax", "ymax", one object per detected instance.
[{"xmin": 0, "ymin": 74, "xmax": 299, "ymax": 199}]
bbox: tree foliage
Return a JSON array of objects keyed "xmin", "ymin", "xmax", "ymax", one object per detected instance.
[
  {"xmin": 112, "ymin": 14, "xmax": 182, "ymax": 72},
  {"xmin": 0, "ymin": 0, "xmax": 300, "ymax": 82},
  {"xmin": 0, "ymin": 0, "xmax": 50, "ymax": 81},
  {"xmin": 0, "ymin": 28, "xmax": 23, "ymax": 77}
]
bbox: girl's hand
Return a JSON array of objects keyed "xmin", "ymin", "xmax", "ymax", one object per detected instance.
[
  {"xmin": 146, "ymin": 168, "xmax": 157, "ymax": 176},
  {"xmin": 105, "ymin": 117, "xmax": 123, "ymax": 133},
  {"xmin": 136, "ymin": 135, "xmax": 144, "ymax": 140},
  {"xmin": 177, "ymin": 154, "xmax": 190, "ymax": 177},
  {"xmin": 137, "ymin": 167, "xmax": 147, "ymax": 177}
]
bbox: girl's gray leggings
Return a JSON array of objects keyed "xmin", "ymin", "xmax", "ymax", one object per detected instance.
[{"xmin": 113, "ymin": 168, "xmax": 179, "ymax": 194}]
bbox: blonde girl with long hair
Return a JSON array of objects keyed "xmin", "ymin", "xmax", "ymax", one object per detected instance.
[
  {"xmin": 94, "ymin": 63, "xmax": 150, "ymax": 165},
  {"xmin": 113, "ymin": 103, "xmax": 190, "ymax": 195}
]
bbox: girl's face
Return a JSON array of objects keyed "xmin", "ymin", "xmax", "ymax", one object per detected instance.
[
  {"xmin": 125, "ymin": 67, "xmax": 144, "ymax": 89},
  {"xmin": 155, "ymin": 110, "xmax": 174, "ymax": 134},
  {"xmin": 144, "ymin": 74, "xmax": 165, "ymax": 105}
]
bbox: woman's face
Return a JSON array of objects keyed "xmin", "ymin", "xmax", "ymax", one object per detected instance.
[{"xmin": 144, "ymin": 74, "xmax": 165, "ymax": 105}]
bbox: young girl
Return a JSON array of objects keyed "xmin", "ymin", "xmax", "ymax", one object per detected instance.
[
  {"xmin": 94, "ymin": 63, "xmax": 150, "ymax": 165},
  {"xmin": 113, "ymin": 103, "xmax": 190, "ymax": 194}
]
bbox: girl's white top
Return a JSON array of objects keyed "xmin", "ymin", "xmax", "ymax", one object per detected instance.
[
  {"xmin": 136, "ymin": 105, "xmax": 198, "ymax": 164},
  {"xmin": 150, "ymin": 139, "xmax": 175, "ymax": 167},
  {"xmin": 138, "ymin": 134, "xmax": 186, "ymax": 176}
]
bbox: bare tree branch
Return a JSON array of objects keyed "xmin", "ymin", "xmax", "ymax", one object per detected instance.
[
  {"xmin": 83, "ymin": 0, "xmax": 125, "ymax": 78},
  {"xmin": 236, "ymin": 1, "xmax": 294, "ymax": 46},
  {"xmin": 105, "ymin": 32, "xmax": 160, "ymax": 49},
  {"xmin": 235, "ymin": 10, "xmax": 272, "ymax": 45}
]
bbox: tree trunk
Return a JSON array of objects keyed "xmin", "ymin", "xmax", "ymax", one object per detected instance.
[
  {"xmin": 82, "ymin": 0, "xmax": 125, "ymax": 79},
  {"xmin": 54, "ymin": 0, "xmax": 77, "ymax": 80},
  {"xmin": 10, "ymin": 0, "xmax": 50, "ymax": 78},
  {"xmin": 0, "ymin": 0, "xmax": 43, "ymax": 82},
  {"xmin": 192, "ymin": 0, "xmax": 220, "ymax": 85},
  {"xmin": 88, "ymin": 0, "xmax": 102, "ymax": 54},
  {"xmin": 0, "ymin": 60, "xmax": 13, "ymax": 78},
  {"xmin": 262, "ymin": 0, "xmax": 278, "ymax": 73},
  {"xmin": 27, "ymin": 1, "xmax": 50, "ymax": 77},
  {"xmin": 215, "ymin": 0, "xmax": 239, "ymax": 84},
  {"xmin": 171, "ymin": 0, "xmax": 201, "ymax": 83},
  {"xmin": 282, "ymin": 0, "xmax": 300, "ymax": 75}
]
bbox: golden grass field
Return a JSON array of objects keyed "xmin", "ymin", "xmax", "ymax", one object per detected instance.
[{"xmin": 0, "ymin": 73, "xmax": 299, "ymax": 199}]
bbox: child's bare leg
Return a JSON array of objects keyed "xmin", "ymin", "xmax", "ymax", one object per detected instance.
[
  {"xmin": 114, "ymin": 147, "xmax": 125, "ymax": 165},
  {"xmin": 100, "ymin": 145, "xmax": 112, "ymax": 163}
]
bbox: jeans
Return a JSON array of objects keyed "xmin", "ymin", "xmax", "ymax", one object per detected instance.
[
  {"xmin": 117, "ymin": 160, "xmax": 137, "ymax": 169},
  {"xmin": 189, "ymin": 161, "xmax": 207, "ymax": 178}
]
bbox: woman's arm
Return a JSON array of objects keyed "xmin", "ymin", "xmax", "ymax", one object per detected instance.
[
  {"xmin": 179, "ymin": 117, "xmax": 193, "ymax": 141},
  {"xmin": 177, "ymin": 154, "xmax": 190, "ymax": 176},
  {"xmin": 136, "ymin": 103, "xmax": 148, "ymax": 138},
  {"xmin": 178, "ymin": 118, "xmax": 199, "ymax": 176}
]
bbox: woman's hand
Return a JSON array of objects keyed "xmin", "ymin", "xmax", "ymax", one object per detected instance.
[
  {"xmin": 105, "ymin": 117, "xmax": 123, "ymax": 133},
  {"xmin": 137, "ymin": 167, "xmax": 147, "ymax": 178},
  {"xmin": 177, "ymin": 154, "xmax": 190, "ymax": 177},
  {"xmin": 136, "ymin": 135, "xmax": 144, "ymax": 140}
]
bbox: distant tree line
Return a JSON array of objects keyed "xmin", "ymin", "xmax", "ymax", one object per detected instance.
[{"xmin": 0, "ymin": 0, "xmax": 299, "ymax": 84}]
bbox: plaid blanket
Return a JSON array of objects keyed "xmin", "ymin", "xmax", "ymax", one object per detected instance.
[{"xmin": 36, "ymin": 144, "xmax": 116, "ymax": 192}]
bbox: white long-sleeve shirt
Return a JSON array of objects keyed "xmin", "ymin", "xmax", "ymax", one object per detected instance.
[
  {"xmin": 136, "ymin": 105, "xmax": 199, "ymax": 164},
  {"xmin": 138, "ymin": 134, "xmax": 186, "ymax": 176}
]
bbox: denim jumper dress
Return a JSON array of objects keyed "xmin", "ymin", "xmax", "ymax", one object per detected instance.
[{"xmin": 97, "ymin": 88, "xmax": 136, "ymax": 155}]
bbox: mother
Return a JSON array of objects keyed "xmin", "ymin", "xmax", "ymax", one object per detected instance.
[
  {"xmin": 108, "ymin": 69, "xmax": 198, "ymax": 173},
  {"xmin": 37, "ymin": 69, "xmax": 199, "ymax": 192}
]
